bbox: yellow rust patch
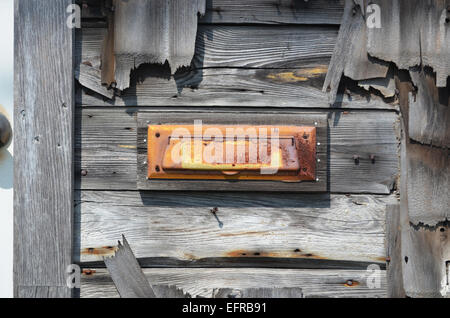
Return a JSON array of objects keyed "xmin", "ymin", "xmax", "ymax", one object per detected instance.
[
  {"xmin": 118, "ymin": 145, "xmax": 137, "ymax": 149},
  {"xmin": 225, "ymin": 250, "xmax": 327, "ymax": 260},
  {"xmin": 266, "ymin": 66, "xmax": 328, "ymax": 83},
  {"xmin": 81, "ymin": 246, "xmax": 118, "ymax": 257}
]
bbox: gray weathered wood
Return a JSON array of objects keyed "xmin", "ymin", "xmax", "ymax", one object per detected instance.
[
  {"xmin": 366, "ymin": 0, "xmax": 450, "ymax": 88},
  {"xmin": 75, "ymin": 63, "xmax": 114, "ymax": 99},
  {"xmin": 76, "ymin": 27, "xmax": 395, "ymax": 109},
  {"xmin": 136, "ymin": 111, "xmax": 328, "ymax": 192},
  {"xmin": 406, "ymin": 143, "xmax": 450, "ymax": 228},
  {"xmin": 385, "ymin": 204, "xmax": 405, "ymax": 298},
  {"xmin": 323, "ymin": 0, "xmax": 389, "ymax": 103},
  {"xmin": 75, "ymin": 109, "xmax": 399, "ymax": 194},
  {"xmin": 75, "ymin": 192, "xmax": 394, "ymax": 265},
  {"xmin": 201, "ymin": 0, "xmax": 344, "ymax": 25},
  {"xmin": 212, "ymin": 288, "xmax": 303, "ymax": 298},
  {"xmin": 409, "ymin": 69, "xmax": 450, "ymax": 148},
  {"xmin": 112, "ymin": 0, "xmax": 206, "ymax": 90},
  {"xmin": 81, "ymin": 0, "xmax": 345, "ymax": 25},
  {"xmin": 399, "ymin": 123, "xmax": 450, "ymax": 298},
  {"xmin": 80, "ymin": 268, "xmax": 388, "ymax": 298},
  {"xmin": 17, "ymin": 286, "xmax": 73, "ymax": 298},
  {"xmin": 14, "ymin": 0, "xmax": 74, "ymax": 298},
  {"xmin": 104, "ymin": 236, "xmax": 156, "ymax": 298}
]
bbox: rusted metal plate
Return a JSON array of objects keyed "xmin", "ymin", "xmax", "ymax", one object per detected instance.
[
  {"xmin": 147, "ymin": 125, "xmax": 316, "ymax": 182},
  {"xmin": 136, "ymin": 111, "xmax": 328, "ymax": 192}
]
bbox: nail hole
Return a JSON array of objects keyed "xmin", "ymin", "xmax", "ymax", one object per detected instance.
[
  {"xmin": 155, "ymin": 166, "xmax": 160, "ymax": 172},
  {"xmin": 155, "ymin": 132, "xmax": 160, "ymax": 138},
  {"xmin": 404, "ymin": 256, "xmax": 409, "ymax": 264},
  {"xmin": 440, "ymin": 228, "xmax": 445, "ymax": 233}
]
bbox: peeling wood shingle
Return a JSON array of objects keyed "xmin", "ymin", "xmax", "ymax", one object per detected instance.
[
  {"xmin": 366, "ymin": 0, "xmax": 450, "ymax": 88},
  {"xmin": 322, "ymin": 0, "xmax": 389, "ymax": 103},
  {"xmin": 110, "ymin": 0, "xmax": 206, "ymax": 91}
]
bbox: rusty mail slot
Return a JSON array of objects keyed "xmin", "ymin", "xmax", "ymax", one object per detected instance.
[{"xmin": 147, "ymin": 125, "xmax": 317, "ymax": 182}]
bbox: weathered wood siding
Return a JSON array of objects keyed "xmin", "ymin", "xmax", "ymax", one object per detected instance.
[
  {"xmin": 15, "ymin": 0, "xmax": 74, "ymax": 298},
  {"xmin": 76, "ymin": 0, "xmax": 400, "ymax": 298}
]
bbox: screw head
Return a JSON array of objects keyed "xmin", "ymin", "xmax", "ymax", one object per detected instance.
[{"xmin": 81, "ymin": 170, "xmax": 88, "ymax": 177}]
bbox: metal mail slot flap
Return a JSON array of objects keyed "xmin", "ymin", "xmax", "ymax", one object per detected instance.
[
  {"xmin": 137, "ymin": 112, "xmax": 328, "ymax": 192},
  {"xmin": 147, "ymin": 125, "xmax": 317, "ymax": 182}
]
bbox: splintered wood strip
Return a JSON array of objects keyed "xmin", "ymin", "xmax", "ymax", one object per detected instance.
[
  {"xmin": 113, "ymin": 0, "xmax": 206, "ymax": 90},
  {"xmin": 80, "ymin": 268, "xmax": 388, "ymax": 298},
  {"xmin": 75, "ymin": 63, "xmax": 114, "ymax": 99},
  {"xmin": 104, "ymin": 236, "xmax": 156, "ymax": 298},
  {"xmin": 14, "ymin": 0, "xmax": 73, "ymax": 297}
]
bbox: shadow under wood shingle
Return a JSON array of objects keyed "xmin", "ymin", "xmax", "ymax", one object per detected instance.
[{"xmin": 108, "ymin": 0, "xmax": 206, "ymax": 91}]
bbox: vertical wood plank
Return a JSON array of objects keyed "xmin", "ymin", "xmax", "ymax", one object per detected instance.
[
  {"xmin": 14, "ymin": 0, "xmax": 74, "ymax": 298},
  {"xmin": 386, "ymin": 204, "xmax": 405, "ymax": 298}
]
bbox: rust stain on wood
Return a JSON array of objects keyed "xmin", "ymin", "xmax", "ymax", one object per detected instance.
[
  {"xmin": 81, "ymin": 246, "xmax": 118, "ymax": 257},
  {"xmin": 267, "ymin": 67, "xmax": 328, "ymax": 83},
  {"xmin": 82, "ymin": 269, "xmax": 97, "ymax": 276},
  {"xmin": 224, "ymin": 250, "xmax": 327, "ymax": 260}
]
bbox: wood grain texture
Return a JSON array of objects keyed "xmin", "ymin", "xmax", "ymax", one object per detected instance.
[
  {"xmin": 75, "ymin": 109, "xmax": 399, "ymax": 194},
  {"xmin": 14, "ymin": 0, "xmax": 73, "ymax": 297},
  {"xmin": 366, "ymin": 0, "xmax": 450, "ymax": 88},
  {"xmin": 75, "ymin": 63, "xmax": 114, "ymax": 99},
  {"xmin": 409, "ymin": 69, "xmax": 450, "ymax": 148},
  {"xmin": 136, "ymin": 112, "xmax": 328, "ymax": 192},
  {"xmin": 385, "ymin": 204, "xmax": 405, "ymax": 298},
  {"xmin": 16, "ymin": 286, "xmax": 73, "ymax": 298},
  {"xmin": 104, "ymin": 236, "xmax": 156, "ymax": 298},
  {"xmin": 406, "ymin": 143, "xmax": 450, "ymax": 227},
  {"xmin": 201, "ymin": 0, "xmax": 344, "ymax": 25},
  {"xmin": 76, "ymin": 26, "xmax": 395, "ymax": 109},
  {"xmin": 80, "ymin": 0, "xmax": 345, "ymax": 25},
  {"xmin": 113, "ymin": 0, "xmax": 206, "ymax": 90},
  {"xmin": 80, "ymin": 268, "xmax": 387, "ymax": 298},
  {"xmin": 75, "ymin": 192, "xmax": 395, "ymax": 264},
  {"xmin": 399, "ymin": 127, "xmax": 450, "ymax": 298},
  {"xmin": 323, "ymin": 0, "xmax": 389, "ymax": 103}
]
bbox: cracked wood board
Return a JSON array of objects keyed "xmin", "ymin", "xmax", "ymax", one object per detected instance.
[
  {"xmin": 112, "ymin": 0, "xmax": 206, "ymax": 91},
  {"xmin": 75, "ymin": 192, "xmax": 393, "ymax": 265}
]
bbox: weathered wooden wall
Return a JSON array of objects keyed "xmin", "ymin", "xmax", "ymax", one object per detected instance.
[
  {"xmin": 15, "ymin": 0, "xmax": 74, "ymax": 298},
  {"xmin": 76, "ymin": 0, "xmax": 400, "ymax": 297}
]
